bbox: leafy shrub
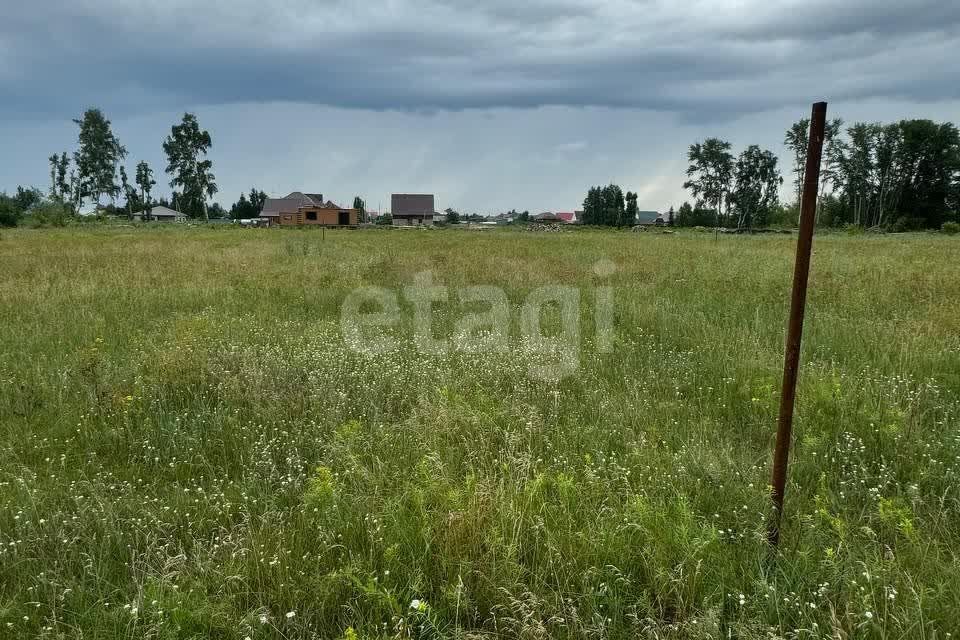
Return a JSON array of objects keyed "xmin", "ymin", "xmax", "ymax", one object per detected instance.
[
  {"xmin": 0, "ymin": 196, "xmax": 22, "ymax": 227},
  {"xmin": 31, "ymin": 201, "xmax": 72, "ymax": 227},
  {"xmin": 942, "ymin": 221, "xmax": 960, "ymax": 235},
  {"xmin": 890, "ymin": 216, "xmax": 925, "ymax": 232}
]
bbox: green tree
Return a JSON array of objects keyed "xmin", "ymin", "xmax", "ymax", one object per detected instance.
[
  {"xmin": 119, "ymin": 166, "xmax": 137, "ymax": 218},
  {"xmin": 72, "ymin": 108, "xmax": 126, "ymax": 208},
  {"xmin": 48, "ymin": 152, "xmax": 71, "ymax": 205},
  {"xmin": 582, "ymin": 187, "xmax": 602, "ymax": 225},
  {"xmin": 443, "ymin": 207, "xmax": 460, "ymax": 224},
  {"xmin": 229, "ymin": 188, "xmax": 268, "ymax": 219},
  {"xmin": 825, "ymin": 118, "xmax": 960, "ymax": 229},
  {"xmin": 674, "ymin": 201, "xmax": 715, "ymax": 227},
  {"xmin": 250, "ymin": 188, "xmax": 267, "ymax": 214},
  {"xmin": 625, "ymin": 191, "xmax": 638, "ymax": 226},
  {"xmin": 14, "ymin": 186, "xmax": 43, "ymax": 212},
  {"xmin": 731, "ymin": 145, "xmax": 782, "ymax": 230},
  {"xmin": 163, "ymin": 113, "xmax": 217, "ymax": 220},
  {"xmin": 896, "ymin": 120, "xmax": 960, "ymax": 229},
  {"xmin": 683, "ymin": 138, "xmax": 733, "ymax": 226},
  {"xmin": 843, "ymin": 122, "xmax": 876, "ymax": 226},
  {"xmin": 47, "ymin": 152, "xmax": 72, "ymax": 204},
  {"xmin": 784, "ymin": 118, "xmax": 809, "ymax": 207},
  {"xmin": 0, "ymin": 187, "xmax": 41, "ymax": 227},
  {"xmin": 602, "ymin": 185, "xmax": 625, "ymax": 226},
  {"xmin": 353, "ymin": 196, "xmax": 367, "ymax": 223},
  {"xmin": 229, "ymin": 193, "xmax": 250, "ymax": 219},
  {"xmin": 816, "ymin": 119, "xmax": 845, "ymax": 222},
  {"xmin": 135, "ymin": 161, "xmax": 156, "ymax": 216},
  {"xmin": 583, "ymin": 185, "xmax": 628, "ymax": 226},
  {"xmin": 48, "ymin": 155, "xmax": 58, "ymax": 199}
]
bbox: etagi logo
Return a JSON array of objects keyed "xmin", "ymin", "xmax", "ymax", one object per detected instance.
[{"xmin": 340, "ymin": 260, "xmax": 616, "ymax": 381}]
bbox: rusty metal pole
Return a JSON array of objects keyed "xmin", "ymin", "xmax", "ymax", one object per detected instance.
[{"xmin": 768, "ymin": 102, "xmax": 827, "ymax": 547}]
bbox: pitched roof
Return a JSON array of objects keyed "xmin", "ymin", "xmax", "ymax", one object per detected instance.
[
  {"xmin": 283, "ymin": 191, "xmax": 323, "ymax": 205},
  {"xmin": 260, "ymin": 191, "xmax": 332, "ymax": 216},
  {"xmin": 533, "ymin": 212, "xmax": 561, "ymax": 221},
  {"xmin": 133, "ymin": 205, "xmax": 183, "ymax": 218},
  {"xmin": 555, "ymin": 212, "xmax": 576, "ymax": 222},
  {"xmin": 261, "ymin": 198, "xmax": 301, "ymax": 217},
  {"xmin": 392, "ymin": 194, "xmax": 435, "ymax": 216},
  {"xmin": 635, "ymin": 210, "xmax": 660, "ymax": 223}
]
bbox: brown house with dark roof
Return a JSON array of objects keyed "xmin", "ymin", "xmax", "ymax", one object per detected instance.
[
  {"xmin": 391, "ymin": 194, "xmax": 436, "ymax": 226},
  {"xmin": 260, "ymin": 191, "xmax": 358, "ymax": 226}
]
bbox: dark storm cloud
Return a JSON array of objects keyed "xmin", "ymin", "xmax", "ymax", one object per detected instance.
[{"xmin": 1, "ymin": 0, "xmax": 959, "ymax": 120}]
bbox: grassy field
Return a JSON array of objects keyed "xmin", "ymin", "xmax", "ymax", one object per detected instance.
[{"xmin": 1, "ymin": 225, "xmax": 959, "ymax": 639}]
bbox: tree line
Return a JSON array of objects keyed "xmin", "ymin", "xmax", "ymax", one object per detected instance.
[
  {"xmin": 0, "ymin": 105, "xmax": 380, "ymax": 227},
  {"xmin": 4, "ymin": 107, "xmax": 959, "ymax": 231},
  {"xmin": 581, "ymin": 185, "xmax": 640, "ymax": 226},
  {"xmin": 788, "ymin": 118, "xmax": 960, "ymax": 230},
  {"xmin": 672, "ymin": 115, "xmax": 959, "ymax": 231},
  {"xmin": 42, "ymin": 108, "xmax": 220, "ymax": 220}
]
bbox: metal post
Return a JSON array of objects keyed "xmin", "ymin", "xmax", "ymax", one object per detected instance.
[{"xmin": 768, "ymin": 102, "xmax": 827, "ymax": 547}]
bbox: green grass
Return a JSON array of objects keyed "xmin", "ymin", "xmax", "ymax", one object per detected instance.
[{"xmin": 1, "ymin": 225, "xmax": 959, "ymax": 639}]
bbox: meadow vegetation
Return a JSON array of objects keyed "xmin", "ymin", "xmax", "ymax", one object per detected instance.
[{"xmin": 1, "ymin": 226, "xmax": 959, "ymax": 638}]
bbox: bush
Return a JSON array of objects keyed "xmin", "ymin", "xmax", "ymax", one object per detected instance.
[
  {"xmin": 942, "ymin": 221, "xmax": 960, "ymax": 235},
  {"xmin": 0, "ymin": 196, "xmax": 22, "ymax": 227},
  {"xmin": 31, "ymin": 201, "xmax": 72, "ymax": 227},
  {"xmin": 890, "ymin": 216, "xmax": 925, "ymax": 233}
]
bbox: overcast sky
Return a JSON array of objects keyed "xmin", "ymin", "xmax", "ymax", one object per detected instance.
[{"xmin": 2, "ymin": 0, "xmax": 959, "ymax": 213}]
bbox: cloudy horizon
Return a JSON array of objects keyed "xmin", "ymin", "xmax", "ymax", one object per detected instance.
[{"xmin": 3, "ymin": 0, "xmax": 959, "ymax": 213}]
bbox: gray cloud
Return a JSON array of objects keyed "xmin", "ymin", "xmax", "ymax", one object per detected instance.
[
  {"xmin": 3, "ymin": 0, "xmax": 959, "ymax": 119},
  {"xmin": 3, "ymin": 1, "xmax": 960, "ymax": 213}
]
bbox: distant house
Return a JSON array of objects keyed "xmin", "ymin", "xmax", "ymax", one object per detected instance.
[
  {"xmin": 391, "ymin": 194, "xmax": 436, "ymax": 226},
  {"xmin": 634, "ymin": 210, "xmax": 662, "ymax": 225},
  {"xmin": 532, "ymin": 212, "xmax": 562, "ymax": 223},
  {"xmin": 260, "ymin": 192, "xmax": 315, "ymax": 224},
  {"xmin": 555, "ymin": 211, "xmax": 578, "ymax": 224},
  {"xmin": 133, "ymin": 205, "xmax": 187, "ymax": 223},
  {"xmin": 260, "ymin": 191, "xmax": 358, "ymax": 226},
  {"xmin": 77, "ymin": 203, "xmax": 105, "ymax": 217}
]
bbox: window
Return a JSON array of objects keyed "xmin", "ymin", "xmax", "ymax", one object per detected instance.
[{"xmin": 306, "ymin": 211, "xmax": 317, "ymax": 221}]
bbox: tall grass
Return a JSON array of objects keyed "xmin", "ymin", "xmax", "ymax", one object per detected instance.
[{"xmin": 1, "ymin": 226, "xmax": 959, "ymax": 638}]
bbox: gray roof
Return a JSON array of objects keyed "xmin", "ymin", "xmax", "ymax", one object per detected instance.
[
  {"xmin": 261, "ymin": 198, "xmax": 300, "ymax": 217},
  {"xmin": 260, "ymin": 192, "xmax": 324, "ymax": 217},
  {"xmin": 134, "ymin": 205, "xmax": 184, "ymax": 218},
  {"xmin": 533, "ymin": 212, "xmax": 561, "ymax": 221},
  {"xmin": 392, "ymin": 194, "xmax": 435, "ymax": 216},
  {"xmin": 635, "ymin": 210, "xmax": 660, "ymax": 223}
]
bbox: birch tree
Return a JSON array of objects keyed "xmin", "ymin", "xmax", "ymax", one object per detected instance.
[
  {"xmin": 683, "ymin": 138, "xmax": 733, "ymax": 226},
  {"xmin": 163, "ymin": 113, "xmax": 217, "ymax": 220},
  {"xmin": 72, "ymin": 108, "xmax": 126, "ymax": 208}
]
